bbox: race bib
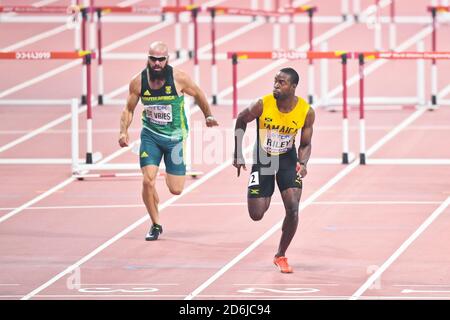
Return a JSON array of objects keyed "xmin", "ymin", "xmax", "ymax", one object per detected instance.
[
  {"xmin": 144, "ymin": 104, "xmax": 173, "ymax": 125},
  {"xmin": 262, "ymin": 130, "xmax": 294, "ymax": 154},
  {"xmin": 248, "ymin": 171, "xmax": 259, "ymax": 187}
]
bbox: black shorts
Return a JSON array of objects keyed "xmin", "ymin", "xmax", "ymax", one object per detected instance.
[{"xmin": 247, "ymin": 148, "xmax": 302, "ymax": 198}]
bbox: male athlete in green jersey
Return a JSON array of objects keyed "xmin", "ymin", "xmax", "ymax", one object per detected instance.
[{"xmin": 119, "ymin": 41, "xmax": 219, "ymax": 241}]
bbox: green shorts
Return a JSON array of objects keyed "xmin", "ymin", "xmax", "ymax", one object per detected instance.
[{"xmin": 139, "ymin": 128, "xmax": 186, "ymax": 176}]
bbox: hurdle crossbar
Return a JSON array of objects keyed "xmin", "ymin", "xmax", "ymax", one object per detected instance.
[
  {"xmin": 229, "ymin": 50, "xmax": 350, "ymax": 164},
  {"xmin": 92, "ymin": 5, "xmax": 199, "ymax": 104},
  {"xmin": 207, "ymin": 5, "xmax": 317, "ymax": 105},
  {"xmin": 0, "ymin": 5, "xmax": 83, "ymax": 50},
  {"xmin": 228, "ymin": 49, "xmax": 450, "ymax": 165},
  {"xmin": 0, "ymin": 51, "xmax": 95, "ymax": 164},
  {"xmin": 71, "ymin": 96, "xmax": 201, "ymax": 179},
  {"xmin": 357, "ymin": 51, "xmax": 450, "ymax": 164},
  {"xmin": 0, "ymin": 6, "xmax": 69, "ymax": 14}
]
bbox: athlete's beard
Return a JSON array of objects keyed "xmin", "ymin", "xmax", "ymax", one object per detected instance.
[{"xmin": 148, "ymin": 62, "xmax": 168, "ymax": 80}]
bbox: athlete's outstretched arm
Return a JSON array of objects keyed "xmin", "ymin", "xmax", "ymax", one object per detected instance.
[
  {"xmin": 119, "ymin": 76, "xmax": 140, "ymax": 147},
  {"xmin": 297, "ymin": 107, "xmax": 315, "ymax": 177},
  {"xmin": 233, "ymin": 99, "xmax": 263, "ymax": 176},
  {"xmin": 175, "ymin": 69, "xmax": 219, "ymax": 127}
]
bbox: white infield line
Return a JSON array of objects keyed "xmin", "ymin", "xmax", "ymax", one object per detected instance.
[
  {"xmin": 0, "ymin": 178, "xmax": 76, "ymax": 224},
  {"xmin": 350, "ymin": 197, "xmax": 450, "ymax": 300},
  {"xmin": 0, "ymin": 200, "xmax": 441, "ymax": 212}
]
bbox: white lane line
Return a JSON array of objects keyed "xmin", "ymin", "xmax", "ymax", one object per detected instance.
[
  {"xmin": 32, "ymin": 0, "xmax": 61, "ymax": 5},
  {"xmin": 0, "ymin": 200, "xmax": 442, "ymax": 212},
  {"xmin": 402, "ymin": 289, "xmax": 450, "ymax": 294},
  {"xmin": 394, "ymin": 284, "xmax": 450, "ymax": 287},
  {"xmin": 3, "ymin": 124, "xmax": 450, "ymax": 135},
  {"xmin": 0, "ymin": 60, "xmax": 81, "ymax": 99},
  {"xmin": 0, "ymin": 105, "xmax": 82, "ymax": 153},
  {"xmin": 183, "ymin": 107, "xmax": 428, "ymax": 300},
  {"xmin": 233, "ymin": 283, "xmax": 339, "ymax": 286},
  {"xmin": 1, "ymin": 25, "xmax": 69, "ymax": 52},
  {"xmin": 438, "ymin": 83, "xmax": 450, "ymax": 99},
  {"xmin": 0, "ymin": 177, "xmax": 76, "ymax": 224},
  {"xmin": 20, "ymin": 144, "xmax": 252, "ymax": 300},
  {"xmin": 350, "ymin": 196, "xmax": 450, "ymax": 300}
]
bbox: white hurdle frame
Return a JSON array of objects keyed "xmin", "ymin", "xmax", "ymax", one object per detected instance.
[{"xmin": 71, "ymin": 97, "xmax": 200, "ymax": 178}]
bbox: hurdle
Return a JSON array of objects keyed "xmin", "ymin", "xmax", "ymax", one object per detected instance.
[
  {"xmin": 207, "ymin": 5, "xmax": 317, "ymax": 105},
  {"xmin": 228, "ymin": 50, "xmax": 353, "ymax": 165},
  {"xmin": 357, "ymin": 51, "xmax": 450, "ymax": 164},
  {"xmin": 320, "ymin": 39, "xmax": 429, "ymax": 110},
  {"xmin": 0, "ymin": 5, "xmax": 93, "ymax": 105},
  {"xmin": 0, "ymin": 51, "xmax": 99, "ymax": 165},
  {"xmin": 85, "ymin": 4, "xmax": 199, "ymax": 105},
  {"xmin": 428, "ymin": 5, "xmax": 450, "ymax": 109},
  {"xmin": 372, "ymin": 0, "xmax": 397, "ymax": 51},
  {"xmin": 228, "ymin": 49, "xmax": 450, "ymax": 165},
  {"xmin": 0, "ymin": 5, "xmax": 81, "ymax": 55},
  {"xmin": 70, "ymin": 96, "xmax": 202, "ymax": 179}
]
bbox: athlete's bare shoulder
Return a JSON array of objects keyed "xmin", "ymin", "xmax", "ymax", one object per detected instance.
[
  {"xmin": 129, "ymin": 72, "xmax": 142, "ymax": 95},
  {"xmin": 172, "ymin": 67, "xmax": 195, "ymax": 94},
  {"xmin": 172, "ymin": 67, "xmax": 190, "ymax": 84}
]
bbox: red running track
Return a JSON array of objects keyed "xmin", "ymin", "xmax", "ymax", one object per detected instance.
[{"xmin": 1, "ymin": 0, "xmax": 450, "ymax": 300}]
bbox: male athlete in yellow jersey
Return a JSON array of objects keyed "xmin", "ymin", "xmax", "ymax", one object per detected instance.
[{"xmin": 233, "ymin": 68, "xmax": 315, "ymax": 273}]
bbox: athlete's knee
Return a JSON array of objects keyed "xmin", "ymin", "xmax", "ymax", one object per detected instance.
[
  {"xmin": 248, "ymin": 208, "xmax": 266, "ymax": 221},
  {"xmin": 142, "ymin": 175, "xmax": 156, "ymax": 190},
  {"xmin": 168, "ymin": 185, "xmax": 183, "ymax": 195},
  {"xmin": 285, "ymin": 206, "xmax": 299, "ymax": 219}
]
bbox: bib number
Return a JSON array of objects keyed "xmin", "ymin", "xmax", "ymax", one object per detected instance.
[{"xmin": 248, "ymin": 171, "xmax": 259, "ymax": 187}]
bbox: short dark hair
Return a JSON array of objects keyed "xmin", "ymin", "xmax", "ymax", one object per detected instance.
[{"xmin": 279, "ymin": 67, "xmax": 299, "ymax": 86}]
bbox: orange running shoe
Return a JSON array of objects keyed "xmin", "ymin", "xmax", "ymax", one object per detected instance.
[{"xmin": 273, "ymin": 256, "xmax": 293, "ymax": 273}]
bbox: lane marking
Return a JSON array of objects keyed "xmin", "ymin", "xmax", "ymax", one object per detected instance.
[
  {"xmin": 0, "ymin": 178, "xmax": 76, "ymax": 224},
  {"xmin": 3, "ymin": 124, "xmax": 450, "ymax": 135},
  {"xmin": 78, "ymin": 283, "xmax": 178, "ymax": 286},
  {"xmin": 394, "ymin": 284, "xmax": 450, "ymax": 287},
  {"xmin": 2, "ymin": 25, "xmax": 68, "ymax": 52},
  {"xmin": 350, "ymin": 197, "xmax": 450, "ymax": 299},
  {"xmin": 402, "ymin": 289, "xmax": 450, "ymax": 294},
  {"xmin": 237, "ymin": 287, "xmax": 320, "ymax": 294},
  {"xmin": 233, "ymin": 283, "xmax": 338, "ymax": 286},
  {"xmin": 0, "ymin": 200, "xmax": 443, "ymax": 212}
]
